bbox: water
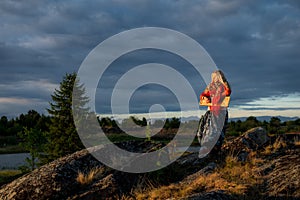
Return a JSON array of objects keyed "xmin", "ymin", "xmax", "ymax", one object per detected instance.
[
  {"xmin": 0, "ymin": 147, "xmax": 200, "ymax": 170},
  {"xmin": 0, "ymin": 153, "xmax": 29, "ymax": 169}
]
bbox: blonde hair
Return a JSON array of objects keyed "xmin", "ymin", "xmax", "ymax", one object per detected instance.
[{"xmin": 211, "ymin": 70, "xmax": 231, "ymax": 91}]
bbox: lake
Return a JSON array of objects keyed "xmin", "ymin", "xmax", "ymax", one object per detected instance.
[
  {"xmin": 0, "ymin": 146, "xmax": 200, "ymax": 170},
  {"xmin": 0, "ymin": 153, "xmax": 29, "ymax": 169}
]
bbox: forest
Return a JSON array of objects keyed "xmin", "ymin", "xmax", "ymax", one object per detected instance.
[{"xmin": 1, "ymin": 109, "xmax": 300, "ymax": 150}]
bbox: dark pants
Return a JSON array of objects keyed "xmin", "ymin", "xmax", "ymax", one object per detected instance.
[{"xmin": 197, "ymin": 110, "xmax": 228, "ymax": 154}]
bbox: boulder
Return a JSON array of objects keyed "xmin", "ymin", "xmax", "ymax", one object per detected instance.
[
  {"xmin": 223, "ymin": 127, "xmax": 269, "ymax": 161},
  {"xmin": 243, "ymin": 127, "xmax": 269, "ymax": 150}
]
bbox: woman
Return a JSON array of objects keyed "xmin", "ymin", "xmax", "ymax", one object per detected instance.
[{"xmin": 197, "ymin": 70, "xmax": 231, "ymax": 158}]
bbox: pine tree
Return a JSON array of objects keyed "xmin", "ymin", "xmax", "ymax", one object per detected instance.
[
  {"xmin": 44, "ymin": 72, "xmax": 89, "ymax": 162},
  {"xmin": 18, "ymin": 127, "xmax": 46, "ymax": 171}
]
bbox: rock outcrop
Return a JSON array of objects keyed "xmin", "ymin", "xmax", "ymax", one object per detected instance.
[
  {"xmin": 266, "ymin": 151, "xmax": 300, "ymax": 198},
  {"xmin": 1, "ymin": 127, "xmax": 299, "ymax": 200},
  {"xmin": 0, "ymin": 149, "xmax": 100, "ymax": 200},
  {"xmin": 0, "ymin": 141, "xmax": 161, "ymax": 200},
  {"xmin": 0, "ymin": 140, "xmax": 203, "ymax": 200}
]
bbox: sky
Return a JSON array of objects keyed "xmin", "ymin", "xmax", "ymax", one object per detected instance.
[{"xmin": 0, "ymin": 0, "xmax": 300, "ymax": 119}]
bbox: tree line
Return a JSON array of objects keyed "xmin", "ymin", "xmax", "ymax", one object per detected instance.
[{"xmin": 227, "ymin": 116, "xmax": 300, "ymax": 136}]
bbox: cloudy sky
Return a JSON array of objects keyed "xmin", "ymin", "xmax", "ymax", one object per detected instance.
[{"xmin": 1, "ymin": 0, "xmax": 300, "ymax": 119}]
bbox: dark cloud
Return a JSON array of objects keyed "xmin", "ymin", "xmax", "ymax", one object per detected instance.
[{"xmin": 0, "ymin": 0, "xmax": 299, "ymax": 117}]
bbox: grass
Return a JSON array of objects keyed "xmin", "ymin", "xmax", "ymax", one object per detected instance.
[
  {"xmin": 218, "ymin": 154, "xmax": 262, "ymax": 187},
  {"xmin": 107, "ymin": 133, "xmax": 144, "ymax": 143},
  {"xmin": 273, "ymin": 137, "xmax": 287, "ymax": 150},
  {"xmin": 129, "ymin": 154, "xmax": 263, "ymax": 200},
  {"xmin": 76, "ymin": 167, "xmax": 105, "ymax": 185},
  {"xmin": 263, "ymin": 137, "xmax": 287, "ymax": 155},
  {"xmin": 294, "ymin": 136, "xmax": 300, "ymax": 146},
  {"xmin": 133, "ymin": 173, "xmax": 246, "ymax": 200},
  {"xmin": 0, "ymin": 169, "xmax": 23, "ymax": 186},
  {"xmin": 0, "ymin": 145, "xmax": 26, "ymax": 154},
  {"xmin": 83, "ymin": 133, "xmax": 181, "ymax": 148}
]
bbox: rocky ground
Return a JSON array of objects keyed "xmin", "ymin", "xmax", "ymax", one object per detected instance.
[{"xmin": 0, "ymin": 127, "xmax": 299, "ymax": 200}]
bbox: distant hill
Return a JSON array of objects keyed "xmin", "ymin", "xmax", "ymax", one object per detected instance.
[
  {"xmin": 98, "ymin": 114, "xmax": 298, "ymax": 123},
  {"xmin": 182, "ymin": 115, "xmax": 299, "ymax": 123},
  {"xmin": 230, "ymin": 116, "xmax": 299, "ymax": 122}
]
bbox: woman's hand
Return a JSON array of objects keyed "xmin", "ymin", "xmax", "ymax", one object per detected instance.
[{"xmin": 202, "ymin": 96, "xmax": 211, "ymax": 104}]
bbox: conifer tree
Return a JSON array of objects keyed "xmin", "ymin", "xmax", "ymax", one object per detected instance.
[
  {"xmin": 18, "ymin": 127, "xmax": 46, "ymax": 171},
  {"xmin": 44, "ymin": 72, "xmax": 89, "ymax": 162}
]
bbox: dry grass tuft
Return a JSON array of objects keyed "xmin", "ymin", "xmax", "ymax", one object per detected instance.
[
  {"xmin": 76, "ymin": 167, "xmax": 104, "ymax": 185},
  {"xmin": 134, "ymin": 173, "xmax": 247, "ymax": 200},
  {"xmin": 264, "ymin": 137, "xmax": 287, "ymax": 155},
  {"xmin": 219, "ymin": 154, "xmax": 261, "ymax": 187},
  {"xmin": 273, "ymin": 137, "xmax": 287, "ymax": 150},
  {"xmin": 294, "ymin": 136, "xmax": 300, "ymax": 146},
  {"xmin": 263, "ymin": 145, "xmax": 273, "ymax": 155},
  {"xmin": 248, "ymin": 151, "xmax": 264, "ymax": 166},
  {"xmin": 130, "ymin": 154, "xmax": 262, "ymax": 200},
  {"xmin": 115, "ymin": 194, "xmax": 135, "ymax": 200}
]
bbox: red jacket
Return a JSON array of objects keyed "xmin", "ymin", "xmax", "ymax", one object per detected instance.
[{"xmin": 200, "ymin": 82, "xmax": 231, "ymax": 115}]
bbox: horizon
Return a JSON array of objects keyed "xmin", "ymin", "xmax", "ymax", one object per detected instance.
[
  {"xmin": 1, "ymin": 103, "xmax": 299, "ymax": 121},
  {"xmin": 97, "ymin": 109, "xmax": 299, "ymax": 123}
]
